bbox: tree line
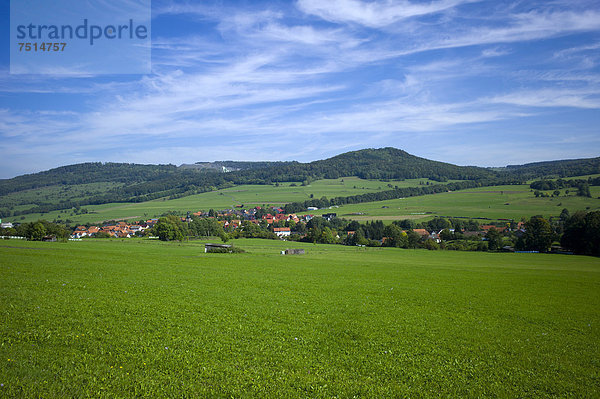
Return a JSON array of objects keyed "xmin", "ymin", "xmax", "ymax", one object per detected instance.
[
  {"xmin": 282, "ymin": 179, "xmax": 519, "ymax": 213},
  {"xmin": 505, "ymin": 157, "xmax": 600, "ymax": 179},
  {"xmin": 530, "ymin": 177, "xmax": 599, "ymax": 198},
  {"xmin": 1, "ymin": 220, "xmax": 70, "ymax": 241},
  {"xmin": 4, "ymin": 209, "xmax": 598, "ymax": 256}
]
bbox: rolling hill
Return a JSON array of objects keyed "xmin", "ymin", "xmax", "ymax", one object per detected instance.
[{"xmin": 0, "ymin": 148, "xmax": 598, "ymax": 219}]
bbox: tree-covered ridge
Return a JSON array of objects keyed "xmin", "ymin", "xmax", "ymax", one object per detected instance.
[
  {"xmin": 1, "ymin": 148, "xmax": 599, "ymax": 218},
  {"xmin": 308, "ymin": 148, "xmax": 492, "ymax": 180},
  {"xmin": 0, "ymin": 163, "xmax": 178, "ymax": 196},
  {"xmin": 0, "ymin": 163, "xmax": 229, "ymax": 217},
  {"xmin": 0, "ymin": 148, "xmax": 494, "ymax": 208},
  {"xmin": 503, "ymin": 157, "xmax": 600, "ymax": 179},
  {"xmin": 229, "ymin": 148, "xmax": 493, "ymax": 183}
]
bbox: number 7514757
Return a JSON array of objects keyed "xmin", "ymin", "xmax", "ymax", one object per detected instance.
[{"xmin": 18, "ymin": 42, "xmax": 67, "ymax": 51}]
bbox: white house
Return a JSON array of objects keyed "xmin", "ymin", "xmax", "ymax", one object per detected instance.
[{"xmin": 273, "ymin": 227, "xmax": 291, "ymax": 237}]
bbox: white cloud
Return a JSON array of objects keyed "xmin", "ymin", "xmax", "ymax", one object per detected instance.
[
  {"xmin": 489, "ymin": 89, "xmax": 600, "ymax": 109},
  {"xmin": 1, "ymin": 0, "xmax": 600, "ymax": 177},
  {"xmin": 297, "ymin": 0, "xmax": 477, "ymax": 27},
  {"xmin": 381, "ymin": 10, "xmax": 600, "ymax": 57},
  {"xmin": 459, "ymin": 10, "xmax": 600, "ymax": 44},
  {"xmin": 481, "ymin": 47, "xmax": 511, "ymax": 58}
]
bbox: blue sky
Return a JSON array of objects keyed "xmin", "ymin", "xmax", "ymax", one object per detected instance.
[{"xmin": 1, "ymin": 0, "xmax": 599, "ymax": 179}]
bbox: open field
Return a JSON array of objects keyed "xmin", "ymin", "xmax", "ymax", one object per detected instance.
[
  {"xmin": 314, "ymin": 184, "xmax": 600, "ymax": 222},
  {"xmin": 6, "ymin": 177, "xmax": 446, "ymax": 224},
  {"xmin": 1, "ymin": 239, "xmax": 599, "ymax": 397},
  {"xmin": 0, "ymin": 182, "xmax": 125, "ymax": 212},
  {"xmin": 5, "ymin": 177, "xmax": 600, "ymax": 225}
]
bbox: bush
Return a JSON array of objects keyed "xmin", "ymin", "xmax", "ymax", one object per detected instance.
[
  {"xmin": 207, "ymin": 247, "xmax": 245, "ymax": 254},
  {"xmin": 445, "ymin": 241, "xmax": 468, "ymax": 251},
  {"xmin": 422, "ymin": 239, "xmax": 440, "ymax": 250}
]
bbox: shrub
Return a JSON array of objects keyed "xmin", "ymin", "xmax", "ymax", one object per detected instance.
[
  {"xmin": 207, "ymin": 247, "xmax": 245, "ymax": 254},
  {"xmin": 422, "ymin": 239, "xmax": 440, "ymax": 250}
]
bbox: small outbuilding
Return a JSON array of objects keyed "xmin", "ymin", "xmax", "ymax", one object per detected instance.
[{"xmin": 280, "ymin": 248, "xmax": 305, "ymax": 255}]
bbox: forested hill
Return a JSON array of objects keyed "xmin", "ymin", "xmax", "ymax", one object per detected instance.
[
  {"xmin": 0, "ymin": 163, "xmax": 178, "ymax": 196},
  {"xmin": 502, "ymin": 157, "xmax": 600, "ymax": 179},
  {"xmin": 229, "ymin": 148, "xmax": 493, "ymax": 182},
  {"xmin": 1, "ymin": 148, "xmax": 598, "ymax": 217},
  {"xmin": 0, "ymin": 148, "xmax": 493, "ymax": 196}
]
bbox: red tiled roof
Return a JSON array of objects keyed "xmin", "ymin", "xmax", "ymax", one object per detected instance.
[
  {"xmin": 481, "ymin": 225, "xmax": 507, "ymax": 232},
  {"xmin": 413, "ymin": 229, "xmax": 430, "ymax": 236}
]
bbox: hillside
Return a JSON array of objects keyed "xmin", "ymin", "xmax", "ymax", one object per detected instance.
[
  {"xmin": 0, "ymin": 148, "xmax": 598, "ymax": 218},
  {"xmin": 229, "ymin": 148, "xmax": 493, "ymax": 183},
  {"xmin": 503, "ymin": 157, "xmax": 600, "ymax": 178},
  {"xmin": 0, "ymin": 163, "xmax": 177, "ymax": 196},
  {"xmin": 180, "ymin": 161, "xmax": 293, "ymax": 172}
]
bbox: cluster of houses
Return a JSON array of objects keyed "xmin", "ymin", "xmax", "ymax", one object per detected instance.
[
  {"xmin": 71, "ymin": 220, "xmax": 157, "ymax": 239},
  {"xmin": 67, "ymin": 205, "xmax": 525, "ymax": 242},
  {"xmin": 402, "ymin": 223, "xmax": 524, "ymax": 243},
  {"xmin": 68, "ymin": 207, "xmax": 316, "ymax": 239},
  {"xmin": 198, "ymin": 206, "xmax": 316, "ymax": 223},
  {"xmin": 192, "ymin": 207, "xmax": 316, "ymax": 238}
]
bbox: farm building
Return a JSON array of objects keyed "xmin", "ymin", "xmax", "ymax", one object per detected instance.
[
  {"xmin": 273, "ymin": 227, "xmax": 291, "ymax": 237},
  {"xmin": 280, "ymin": 249, "xmax": 305, "ymax": 255},
  {"xmin": 322, "ymin": 213, "xmax": 337, "ymax": 221}
]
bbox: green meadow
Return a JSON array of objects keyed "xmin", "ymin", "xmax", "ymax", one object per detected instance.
[
  {"xmin": 1, "ymin": 239, "xmax": 599, "ymax": 397},
  {"xmin": 314, "ymin": 184, "xmax": 600, "ymax": 222},
  {"xmin": 0, "ymin": 182, "xmax": 124, "ymax": 214},
  {"xmin": 7, "ymin": 177, "xmax": 600, "ymax": 225},
  {"xmin": 10, "ymin": 177, "xmax": 440, "ymax": 224}
]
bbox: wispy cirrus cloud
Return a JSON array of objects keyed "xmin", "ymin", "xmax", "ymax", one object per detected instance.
[
  {"xmin": 1, "ymin": 0, "xmax": 599, "ymax": 178},
  {"xmin": 297, "ymin": 0, "xmax": 478, "ymax": 27},
  {"xmin": 442, "ymin": 10, "xmax": 600, "ymax": 46},
  {"xmin": 489, "ymin": 88, "xmax": 600, "ymax": 109}
]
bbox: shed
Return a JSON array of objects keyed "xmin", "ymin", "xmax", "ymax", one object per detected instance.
[{"xmin": 281, "ymin": 248, "xmax": 305, "ymax": 255}]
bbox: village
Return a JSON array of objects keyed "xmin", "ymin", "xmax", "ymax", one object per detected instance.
[
  {"xmin": 70, "ymin": 206, "xmax": 316, "ymax": 239},
  {"xmin": 66, "ymin": 204, "xmax": 528, "ymax": 249}
]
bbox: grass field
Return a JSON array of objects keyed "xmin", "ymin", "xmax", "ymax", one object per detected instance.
[
  {"xmin": 1, "ymin": 239, "xmax": 599, "ymax": 397},
  {"xmin": 0, "ymin": 182, "xmax": 125, "ymax": 212},
  {"xmin": 7, "ymin": 177, "xmax": 443, "ymax": 224},
  {"xmin": 314, "ymin": 184, "xmax": 600, "ymax": 222},
  {"xmin": 6, "ymin": 177, "xmax": 600, "ymax": 225}
]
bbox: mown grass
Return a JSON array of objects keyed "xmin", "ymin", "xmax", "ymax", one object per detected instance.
[{"xmin": 1, "ymin": 239, "xmax": 599, "ymax": 397}]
